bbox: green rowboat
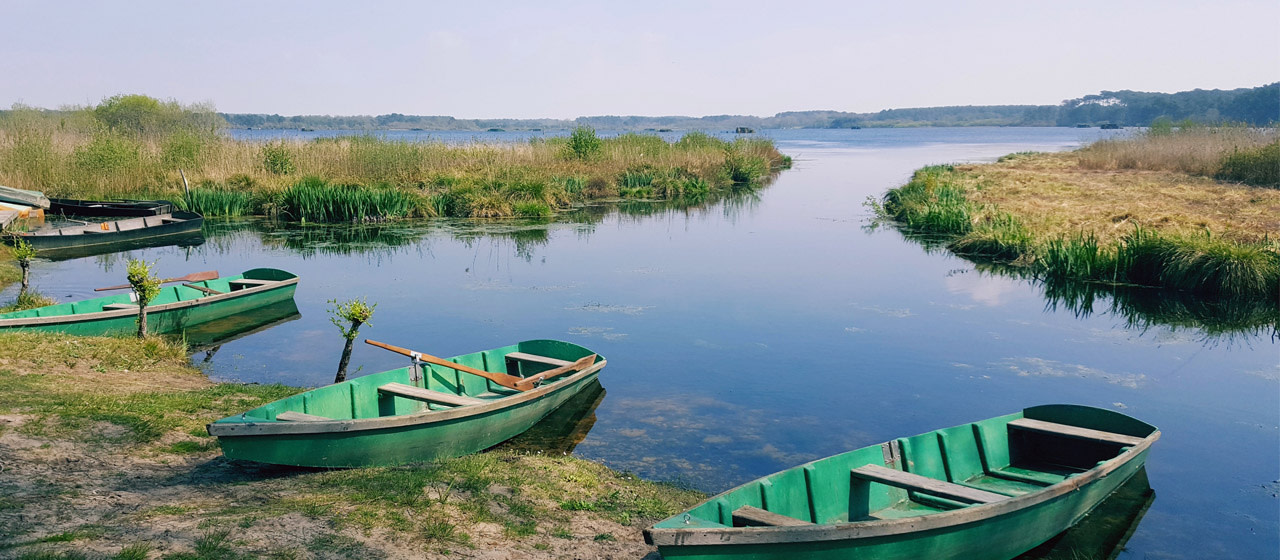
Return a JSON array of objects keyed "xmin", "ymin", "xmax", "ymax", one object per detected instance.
[
  {"xmin": 207, "ymin": 340, "xmax": 606, "ymax": 467},
  {"xmin": 0, "ymin": 268, "xmax": 298, "ymax": 337},
  {"xmin": 644, "ymin": 404, "xmax": 1158, "ymax": 560}
]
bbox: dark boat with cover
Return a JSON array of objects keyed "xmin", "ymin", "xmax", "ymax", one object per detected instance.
[
  {"xmin": 644, "ymin": 404, "xmax": 1158, "ymax": 560},
  {"xmin": 7, "ymin": 211, "xmax": 203, "ymax": 257},
  {"xmin": 208, "ymin": 339, "xmax": 605, "ymax": 467},
  {"xmin": 49, "ymin": 198, "xmax": 173, "ymax": 217}
]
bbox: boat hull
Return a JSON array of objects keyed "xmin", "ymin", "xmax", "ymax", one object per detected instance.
[
  {"xmin": 657, "ymin": 452, "xmax": 1147, "ymax": 560},
  {"xmin": 218, "ymin": 369, "xmax": 601, "ymax": 467},
  {"xmin": 12, "ymin": 211, "xmax": 203, "ymax": 258},
  {"xmin": 49, "ymin": 198, "xmax": 173, "ymax": 217},
  {"xmin": 0, "ymin": 269, "xmax": 298, "ymax": 337},
  {"xmin": 210, "ymin": 340, "xmax": 606, "ymax": 467},
  {"xmin": 646, "ymin": 405, "xmax": 1158, "ymax": 560}
]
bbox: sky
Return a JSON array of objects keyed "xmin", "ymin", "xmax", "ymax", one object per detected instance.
[{"xmin": 2, "ymin": 0, "xmax": 1277, "ymax": 119}]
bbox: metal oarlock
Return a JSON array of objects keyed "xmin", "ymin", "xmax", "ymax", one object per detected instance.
[{"xmin": 409, "ymin": 351, "xmax": 424, "ymax": 383}]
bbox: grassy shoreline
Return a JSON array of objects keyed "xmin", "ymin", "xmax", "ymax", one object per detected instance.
[
  {"xmin": 877, "ymin": 132, "xmax": 1280, "ymax": 305},
  {"xmin": 0, "ymin": 100, "xmax": 791, "ymax": 222},
  {"xmin": 0, "ymin": 332, "xmax": 703, "ymax": 559}
]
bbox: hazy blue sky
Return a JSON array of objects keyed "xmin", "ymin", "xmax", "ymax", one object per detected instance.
[{"xmin": 2, "ymin": 0, "xmax": 1276, "ymax": 118}]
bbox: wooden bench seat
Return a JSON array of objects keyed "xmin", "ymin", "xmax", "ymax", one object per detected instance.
[
  {"xmin": 732, "ymin": 506, "xmax": 812, "ymax": 527},
  {"xmin": 1008, "ymin": 418, "xmax": 1144, "ymax": 447},
  {"xmin": 504, "ymin": 352, "xmax": 573, "ymax": 368},
  {"xmin": 229, "ymin": 278, "xmax": 274, "ymax": 288},
  {"xmin": 852, "ymin": 464, "xmax": 1006, "ymax": 504},
  {"xmin": 183, "ymin": 283, "xmax": 223, "ymax": 295},
  {"xmin": 102, "ymin": 303, "xmax": 138, "ymax": 310},
  {"xmin": 276, "ymin": 411, "xmax": 332, "ymax": 422},
  {"xmin": 378, "ymin": 383, "xmax": 484, "ymax": 407}
]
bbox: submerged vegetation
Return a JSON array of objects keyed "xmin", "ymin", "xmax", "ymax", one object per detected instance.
[
  {"xmin": 876, "ymin": 127, "xmax": 1280, "ymax": 308},
  {"xmin": 0, "ymin": 98, "xmax": 791, "ymax": 223}
]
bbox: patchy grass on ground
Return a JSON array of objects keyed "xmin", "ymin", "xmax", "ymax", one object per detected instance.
[{"xmin": 0, "ymin": 332, "xmax": 703, "ymax": 559}]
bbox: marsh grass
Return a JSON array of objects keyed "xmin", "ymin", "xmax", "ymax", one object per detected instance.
[
  {"xmin": 880, "ymin": 162, "xmax": 1280, "ymax": 302},
  {"xmin": 0, "ymin": 290, "xmax": 57, "ymax": 313},
  {"xmin": 280, "ymin": 177, "xmax": 418, "ymax": 222},
  {"xmin": 1078, "ymin": 125, "xmax": 1277, "ymax": 183},
  {"xmin": 1, "ymin": 105, "xmax": 789, "ymax": 221}
]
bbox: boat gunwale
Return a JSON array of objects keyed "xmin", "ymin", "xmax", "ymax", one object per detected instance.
[
  {"xmin": 206, "ymin": 359, "xmax": 607, "ymax": 437},
  {"xmin": 0, "ymin": 274, "xmax": 299, "ymax": 328},
  {"xmin": 643, "ymin": 424, "xmax": 1159, "ymax": 547}
]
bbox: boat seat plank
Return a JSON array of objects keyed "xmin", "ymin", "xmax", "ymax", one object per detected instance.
[
  {"xmin": 1008, "ymin": 418, "xmax": 1144, "ymax": 446},
  {"xmin": 102, "ymin": 303, "xmax": 139, "ymax": 310},
  {"xmin": 229, "ymin": 279, "xmax": 274, "ymax": 287},
  {"xmin": 504, "ymin": 351, "xmax": 574, "ymax": 367},
  {"xmin": 731, "ymin": 506, "xmax": 813, "ymax": 527},
  {"xmin": 183, "ymin": 283, "xmax": 223, "ymax": 295},
  {"xmin": 851, "ymin": 464, "xmax": 1006, "ymax": 504},
  {"xmin": 378, "ymin": 383, "xmax": 484, "ymax": 407},
  {"xmin": 276, "ymin": 411, "xmax": 332, "ymax": 422}
]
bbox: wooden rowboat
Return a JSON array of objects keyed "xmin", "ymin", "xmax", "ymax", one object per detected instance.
[
  {"xmin": 0, "ymin": 185, "xmax": 50, "ymax": 209},
  {"xmin": 644, "ymin": 404, "xmax": 1158, "ymax": 560},
  {"xmin": 207, "ymin": 340, "xmax": 606, "ymax": 467},
  {"xmin": 6, "ymin": 211, "xmax": 203, "ymax": 258},
  {"xmin": 49, "ymin": 198, "xmax": 174, "ymax": 217},
  {"xmin": 0, "ymin": 268, "xmax": 298, "ymax": 337}
]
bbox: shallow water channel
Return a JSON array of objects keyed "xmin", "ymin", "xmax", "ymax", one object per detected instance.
[{"xmin": 15, "ymin": 128, "xmax": 1278, "ymax": 559}]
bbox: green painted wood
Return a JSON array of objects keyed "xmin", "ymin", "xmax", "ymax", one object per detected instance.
[
  {"xmin": 0, "ymin": 268, "xmax": 298, "ymax": 337},
  {"xmin": 209, "ymin": 340, "xmax": 606, "ymax": 468},
  {"xmin": 645, "ymin": 405, "xmax": 1159, "ymax": 560}
]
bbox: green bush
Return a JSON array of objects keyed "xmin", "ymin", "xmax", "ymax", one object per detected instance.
[
  {"xmin": 1216, "ymin": 141, "xmax": 1280, "ymax": 188},
  {"xmin": 262, "ymin": 141, "xmax": 297, "ymax": 175},
  {"xmin": 73, "ymin": 132, "xmax": 141, "ymax": 172},
  {"xmin": 565, "ymin": 126, "xmax": 602, "ymax": 160},
  {"xmin": 161, "ymin": 130, "xmax": 206, "ymax": 170}
]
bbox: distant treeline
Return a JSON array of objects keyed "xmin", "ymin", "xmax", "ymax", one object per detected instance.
[{"xmin": 215, "ymin": 83, "xmax": 1278, "ymax": 131}]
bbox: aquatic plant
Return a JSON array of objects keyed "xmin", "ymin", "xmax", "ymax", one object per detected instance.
[
  {"xmin": 329, "ymin": 297, "xmax": 376, "ymax": 383},
  {"xmin": 126, "ymin": 259, "xmax": 162, "ymax": 339},
  {"xmin": 281, "ymin": 177, "xmax": 418, "ymax": 222},
  {"xmin": 178, "ymin": 186, "xmax": 256, "ymax": 216}
]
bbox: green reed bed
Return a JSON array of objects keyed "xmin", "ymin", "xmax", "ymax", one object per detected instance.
[
  {"xmin": 1, "ymin": 99, "xmax": 790, "ymax": 222},
  {"xmin": 280, "ymin": 177, "xmax": 419, "ymax": 222},
  {"xmin": 878, "ymin": 166, "xmax": 1280, "ymax": 302}
]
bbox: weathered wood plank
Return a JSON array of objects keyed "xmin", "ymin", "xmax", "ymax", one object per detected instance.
[
  {"xmin": 1008, "ymin": 418, "xmax": 1144, "ymax": 446},
  {"xmin": 276, "ymin": 411, "xmax": 332, "ymax": 422},
  {"xmin": 731, "ymin": 505, "xmax": 813, "ymax": 527},
  {"xmin": 183, "ymin": 283, "xmax": 223, "ymax": 295},
  {"xmin": 851, "ymin": 464, "xmax": 1006, "ymax": 504},
  {"xmin": 505, "ymin": 351, "xmax": 573, "ymax": 367},
  {"xmin": 378, "ymin": 383, "xmax": 484, "ymax": 406}
]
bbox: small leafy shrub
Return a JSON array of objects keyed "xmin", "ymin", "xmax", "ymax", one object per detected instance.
[
  {"xmin": 565, "ymin": 126, "xmax": 603, "ymax": 160},
  {"xmin": 73, "ymin": 133, "xmax": 141, "ymax": 172},
  {"xmin": 161, "ymin": 130, "xmax": 206, "ymax": 170},
  {"xmin": 262, "ymin": 141, "xmax": 297, "ymax": 175}
]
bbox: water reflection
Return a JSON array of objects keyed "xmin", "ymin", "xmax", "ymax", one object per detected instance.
[
  {"xmin": 499, "ymin": 379, "xmax": 606, "ymax": 454},
  {"xmin": 182, "ymin": 299, "xmax": 303, "ymax": 354},
  {"xmin": 1017, "ymin": 468, "xmax": 1155, "ymax": 560},
  {"xmin": 884, "ymin": 225, "xmax": 1278, "ymax": 339}
]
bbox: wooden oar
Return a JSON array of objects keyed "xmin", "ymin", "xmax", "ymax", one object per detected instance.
[
  {"xmin": 95, "ymin": 270, "xmax": 219, "ymax": 291},
  {"xmin": 513, "ymin": 354, "xmax": 597, "ymax": 391},
  {"xmin": 364, "ymin": 339, "xmax": 527, "ymax": 391}
]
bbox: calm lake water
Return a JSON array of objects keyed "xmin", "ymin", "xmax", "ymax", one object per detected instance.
[{"xmin": 12, "ymin": 128, "xmax": 1277, "ymax": 559}]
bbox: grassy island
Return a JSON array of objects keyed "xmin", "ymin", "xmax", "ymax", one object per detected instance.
[
  {"xmin": 878, "ymin": 126, "xmax": 1280, "ymax": 305},
  {"xmin": 0, "ymin": 96, "xmax": 790, "ymax": 223},
  {"xmin": 0, "ymin": 332, "xmax": 702, "ymax": 559}
]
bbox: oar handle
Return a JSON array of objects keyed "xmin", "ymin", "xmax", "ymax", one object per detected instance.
[
  {"xmin": 364, "ymin": 339, "xmax": 527, "ymax": 391},
  {"xmin": 95, "ymin": 270, "xmax": 219, "ymax": 291}
]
